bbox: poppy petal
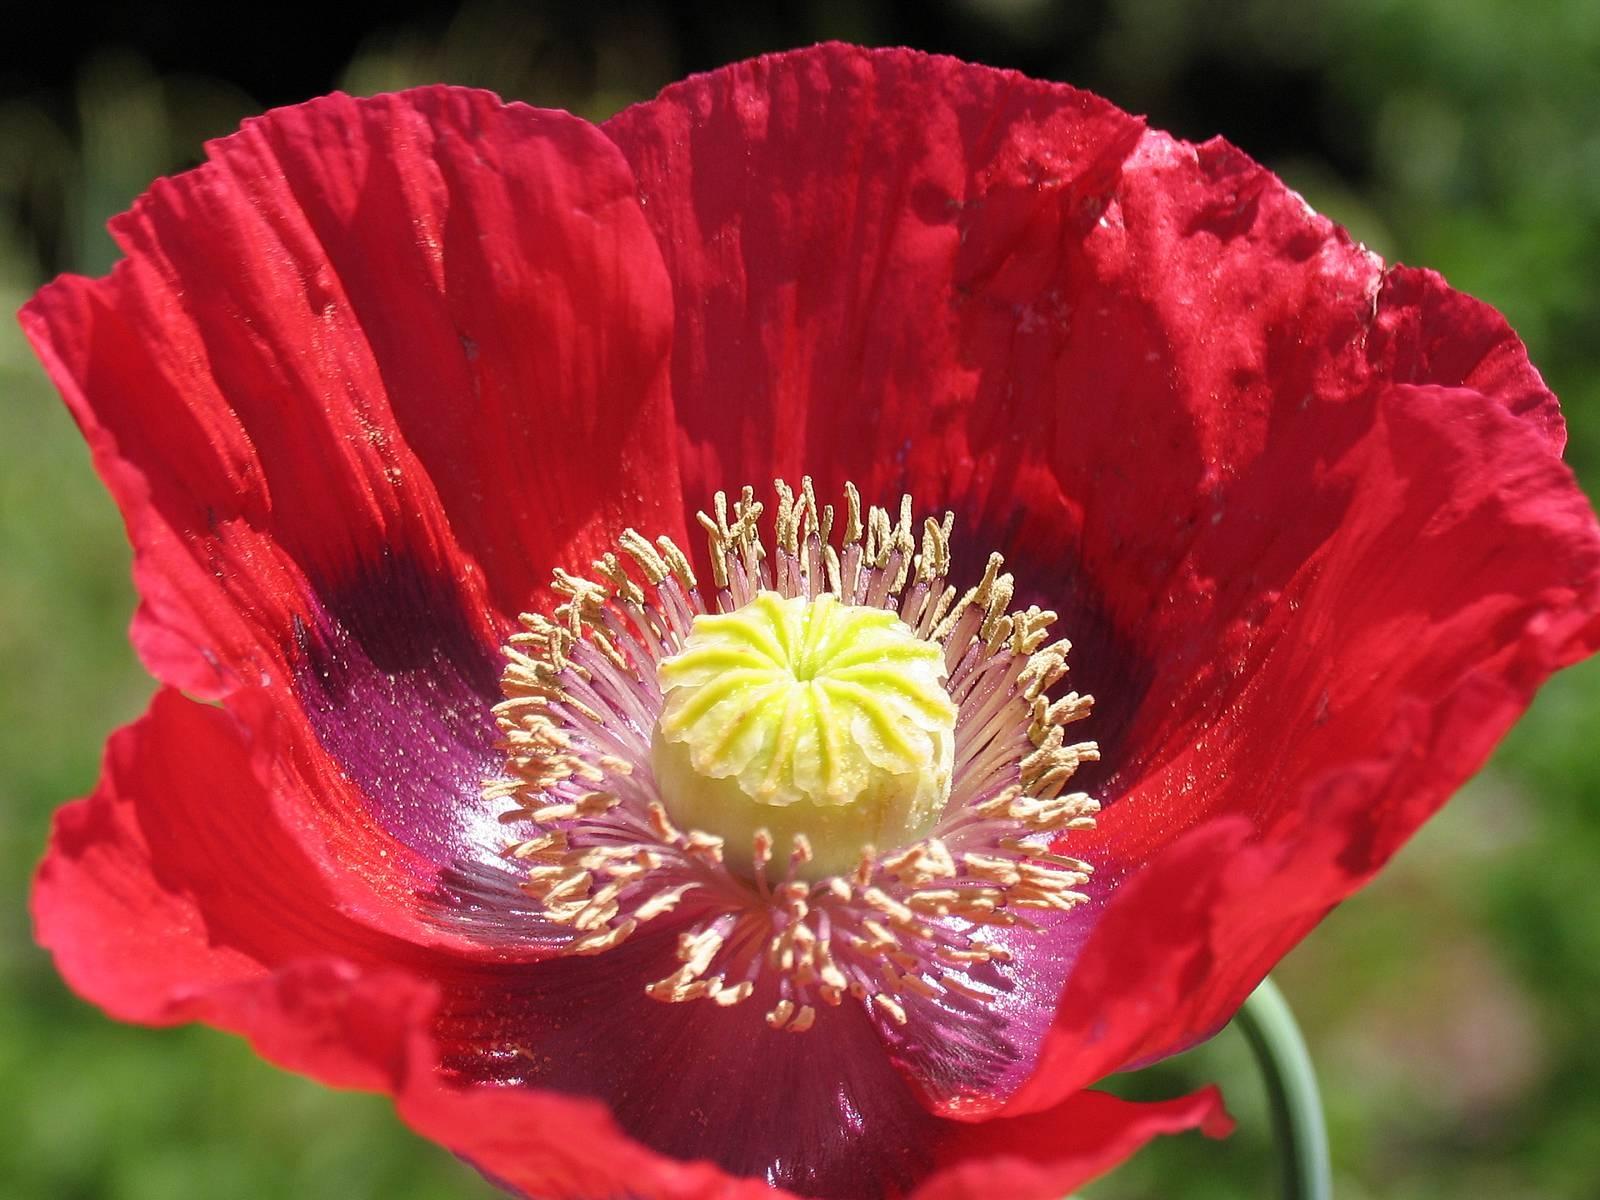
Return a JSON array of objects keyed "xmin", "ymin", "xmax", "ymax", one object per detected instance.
[
  {"xmin": 424, "ymin": 924, "xmax": 1223, "ymax": 1198},
  {"xmin": 31, "ymin": 690, "xmax": 793, "ymax": 1198},
  {"xmin": 22, "ymin": 87, "xmax": 684, "ymax": 875},
  {"xmin": 32, "ymin": 688, "xmax": 485, "ymax": 1017},
  {"xmin": 1367, "ymin": 264, "xmax": 1564, "ymax": 447},
  {"xmin": 1010, "ymin": 379, "xmax": 1600, "ymax": 1109},
  {"xmin": 918, "ymin": 1085, "xmax": 1231, "ymax": 1200},
  {"xmin": 604, "ymin": 43, "xmax": 1146, "ymax": 519},
  {"xmin": 395, "ymin": 1076, "xmax": 796, "ymax": 1200},
  {"xmin": 611, "ymin": 46, "xmax": 1600, "ymax": 1109},
  {"xmin": 432, "ymin": 932, "xmax": 950, "ymax": 1196}
]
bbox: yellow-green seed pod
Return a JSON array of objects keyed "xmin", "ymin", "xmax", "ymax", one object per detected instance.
[{"xmin": 652, "ymin": 591, "xmax": 957, "ymax": 878}]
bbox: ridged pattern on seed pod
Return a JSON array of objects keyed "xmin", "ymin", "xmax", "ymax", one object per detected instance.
[{"xmin": 653, "ymin": 590, "xmax": 957, "ymax": 875}]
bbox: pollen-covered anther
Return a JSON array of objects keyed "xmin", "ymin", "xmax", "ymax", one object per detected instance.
[{"xmin": 485, "ymin": 479, "xmax": 1101, "ymax": 1034}]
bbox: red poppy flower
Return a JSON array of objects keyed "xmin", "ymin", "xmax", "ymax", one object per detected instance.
[{"xmin": 24, "ymin": 43, "xmax": 1600, "ymax": 1200}]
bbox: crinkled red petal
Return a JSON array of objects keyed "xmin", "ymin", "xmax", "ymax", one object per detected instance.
[
  {"xmin": 1367, "ymin": 264, "xmax": 1565, "ymax": 448},
  {"xmin": 606, "ymin": 41, "xmax": 1600, "ymax": 1107},
  {"xmin": 36, "ymin": 689, "xmax": 1215, "ymax": 1198},
  {"xmin": 34, "ymin": 689, "xmax": 475, "ymax": 1015},
  {"xmin": 414, "ymin": 1078, "xmax": 1223, "ymax": 1200},
  {"xmin": 433, "ymin": 927, "xmax": 951, "ymax": 1195},
  {"xmin": 22, "ymin": 86, "xmax": 686, "ymax": 891},
  {"xmin": 30, "ymin": 690, "xmax": 777, "ymax": 1197},
  {"xmin": 604, "ymin": 44, "xmax": 1145, "ymax": 532},
  {"xmin": 25, "ymin": 86, "xmax": 683, "ymax": 681},
  {"xmin": 1008, "ymin": 379, "xmax": 1600, "ymax": 1107},
  {"xmin": 918, "ymin": 1085, "xmax": 1230, "ymax": 1200}
]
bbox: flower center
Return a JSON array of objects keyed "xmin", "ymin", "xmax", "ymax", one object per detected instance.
[
  {"xmin": 480, "ymin": 480, "xmax": 1101, "ymax": 1039},
  {"xmin": 652, "ymin": 591, "xmax": 957, "ymax": 878}
]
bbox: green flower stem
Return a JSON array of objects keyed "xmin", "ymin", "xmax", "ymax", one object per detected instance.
[{"xmin": 1234, "ymin": 977, "xmax": 1332, "ymax": 1200}]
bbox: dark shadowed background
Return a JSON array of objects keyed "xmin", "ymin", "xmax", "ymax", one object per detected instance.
[{"xmin": 3, "ymin": 2, "xmax": 1599, "ymax": 1197}]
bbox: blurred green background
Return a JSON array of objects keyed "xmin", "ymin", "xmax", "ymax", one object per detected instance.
[{"xmin": 3, "ymin": 1, "xmax": 1598, "ymax": 1197}]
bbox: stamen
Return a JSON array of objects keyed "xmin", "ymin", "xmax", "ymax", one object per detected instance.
[{"xmin": 485, "ymin": 480, "xmax": 1098, "ymax": 1036}]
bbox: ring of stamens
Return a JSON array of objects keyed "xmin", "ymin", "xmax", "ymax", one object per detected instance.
[{"xmin": 487, "ymin": 480, "xmax": 1100, "ymax": 1034}]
